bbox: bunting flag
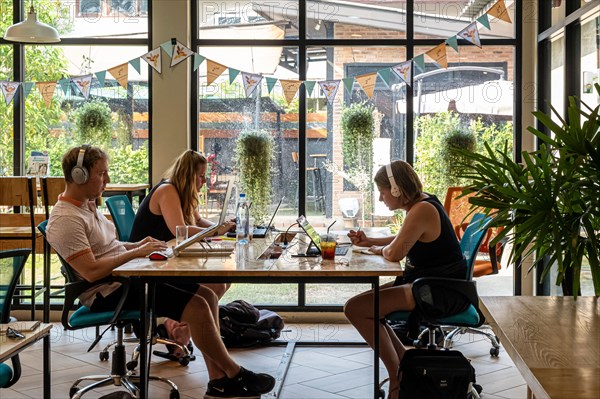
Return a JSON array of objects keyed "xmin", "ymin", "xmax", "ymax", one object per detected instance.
[
  {"xmin": 342, "ymin": 77, "xmax": 354, "ymax": 95},
  {"xmin": 304, "ymin": 80, "xmax": 316, "ymax": 96},
  {"xmin": 23, "ymin": 82, "xmax": 35, "ymax": 99},
  {"xmin": 130, "ymin": 58, "xmax": 141, "ymax": 74},
  {"xmin": 457, "ymin": 22, "xmax": 482, "ymax": 48},
  {"xmin": 142, "ymin": 48, "xmax": 162, "ymax": 74},
  {"xmin": 160, "ymin": 40, "xmax": 174, "ymax": 57},
  {"xmin": 1, "ymin": 81, "xmax": 20, "ymax": 105},
  {"xmin": 265, "ymin": 77, "xmax": 278, "ymax": 94},
  {"xmin": 71, "ymin": 74, "xmax": 93, "ymax": 99},
  {"xmin": 355, "ymin": 72, "xmax": 377, "ymax": 99},
  {"xmin": 477, "ymin": 14, "xmax": 491, "ymax": 30},
  {"xmin": 228, "ymin": 68, "xmax": 240, "ymax": 84},
  {"xmin": 170, "ymin": 41, "xmax": 194, "ymax": 67},
  {"xmin": 378, "ymin": 68, "xmax": 392, "ymax": 88},
  {"xmin": 486, "ymin": 0, "xmax": 512, "ymax": 24},
  {"xmin": 57, "ymin": 78, "xmax": 70, "ymax": 95},
  {"xmin": 36, "ymin": 82, "xmax": 57, "ymax": 108},
  {"xmin": 193, "ymin": 54, "xmax": 205, "ymax": 72},
  {"xmin": 241, "ymin": 72, "xmax": 263, "ymax": 97},
  {"xmin": 392, "ymin": 60, "xmax": 412, "ymax": 86},
  {"xmin": 279, "ymin": 79, "xmax": 302, "ymax": 104},
  {"xmin": 446, "ymin": 36, "xmax": 459, "ymax": 53},
  {"xmin": 95, "ymin": 70, "xmax": 106, "ymax": 87},
  {"xmin": 413, "ymin": 54, "xmax": 425, "ymax": 71},
  {"xmin": 206, "ymin": 60, "xmax": 228, "ymax": 86},
  {"xmin": 319, "ymin": 80, "xmax": 340, "ymax": 105},
  {"xmin": 425, "ymin": 43, "xmax": 448, "ymax": 69},
  {"xmin": 108, "ymin": 63, "xmax": 129, "ymax": 89}
]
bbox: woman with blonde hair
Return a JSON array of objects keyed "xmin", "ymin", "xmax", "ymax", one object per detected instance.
[{"xmin": 344, "ymin": 160, "xmax": 465, "ymax": 398}]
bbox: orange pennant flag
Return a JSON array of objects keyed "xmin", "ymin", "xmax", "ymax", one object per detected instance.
[
  {"xmin": 206, "ymin": 60, "xmax": 228, "ymax": 86},
  {"xmin": 279, "ymin": 79, "xmax": 302, "ymax": 104},
  {"xmin": 355, "ymin": 72, "xmax": 378, "ymax": 99},
  {"xmin": 425, "ymin": 43, "xmax": 448, "ymax": 69},
  {"xmin": 486, "ymin": 0, "xmax": 511, "ymax": 24},
  {"xmin": 108, "ymin": 62, "xmax": 129, "ymax": 89},
  {"xmin": 36, "ymin": 82, "xmax": 57, "ymax": 108}
]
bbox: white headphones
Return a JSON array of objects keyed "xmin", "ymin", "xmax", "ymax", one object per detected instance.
[
  {"xmin": 386, "ymin": 163, "xmax": 401, "ymax": 197},
  {"xmin": 71, "ymin": 145, "xmax": 90, "ymax": 185}
]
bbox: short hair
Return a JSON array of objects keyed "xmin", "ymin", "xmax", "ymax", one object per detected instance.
[
  {"xmin": 62, "ymin": 146, "xmax": 109, "ymax": 183},
  {"xmin": 374, "ymin": 160, "xmax": 423, "ymax": 203}
]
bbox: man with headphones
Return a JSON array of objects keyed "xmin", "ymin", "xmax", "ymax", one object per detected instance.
[{"xmin": 46, "ymin": 146, "xmax": 276, "ymax": 398}]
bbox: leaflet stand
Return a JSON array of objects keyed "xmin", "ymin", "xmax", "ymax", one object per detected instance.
[{"xmin": 173, "ymin": 224, "xmax": 227, "ymax": 257}]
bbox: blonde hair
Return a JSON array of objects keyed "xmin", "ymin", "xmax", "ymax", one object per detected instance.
[
  {"xmin": 164, "ymin": 150, "xmax": 207, "ymax": 225},
  {"xmin": 374, "ymin": 160, "xmax": 423, "ymax": 204}
]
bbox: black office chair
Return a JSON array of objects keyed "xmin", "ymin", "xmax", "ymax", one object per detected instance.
[
  {"xmin": 0, "ymin": 248, "xmax": 31, "ymax": 389},
  {"xmin": 37, "ymin": 220, "xmax": 181, "ymax": 399}
]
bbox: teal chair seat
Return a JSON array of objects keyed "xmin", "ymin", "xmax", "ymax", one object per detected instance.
[
  {"xmin": 0, "ymin": 364, "xmax": 12, "ymax": 388},
  {"xmin": 437, "ymin": 304, "xmax": 481, "ymax": 325},
  {"xmin": 69, "ymin": 306, "xmax": 140, "ymax": 329}
]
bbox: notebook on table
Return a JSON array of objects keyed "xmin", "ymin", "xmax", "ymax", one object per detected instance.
[
  {"xmin": 226, "ymin": 198, "xmax": 284, "ymax": 239},
  {"xmin": 296, "ymin": 215, "xmax": 349, "ymax": 257}
]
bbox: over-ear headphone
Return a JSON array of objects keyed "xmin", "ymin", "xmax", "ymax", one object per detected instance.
[
  {"xmin": 386, "ymin": 163, "xmax": 401, "ymax": 197},
  {"xmin": 71, "ymin": 145, "xmax": 90, "ymax": 185}
]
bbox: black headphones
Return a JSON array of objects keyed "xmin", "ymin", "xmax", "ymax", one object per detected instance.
[{"xmin": 71, "ymin": 145, "xmax": 90, "ymax": 184}]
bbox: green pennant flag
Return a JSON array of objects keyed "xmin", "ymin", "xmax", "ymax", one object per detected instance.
[
  {"xmin": 377, "ymin": 68, "xmax": 392, "ymax": 88},
  {"xmin": 58, "ymin": 78, "xmax": 70, "ymax": 95},
  {"xmin": 265, "ymin": 77, "xmax": 278, "ymax": 93},
  {"xmin": 343, "ymin": 77, "xmax": 354, "ymax": 94},
  {"xmin": 446, "ymin": 36, "xmax": 459, "ymax": 53},
  {"xmin": 477, "ymin": 14, "xmax": 491, "ymax": 30},
  {"xmin": 160, "ymin": 41, "xmax": 174, "ymax": 57},
  {"xmin": 129, "ymin": 58, "xmax": 141, "ymax": 74},
  {"xmin": 95, "ymin": 70, "xmax": 106, "ymax": 87},
  {"xmin": 413, "ymin": 54, "xmax": 425, "ymax": 71},
  {"xmin": 23, "ymin": 82, "xmax": 35, "ymax": 99},
  {"xmin": 228, "ymin": 68, "xmax": 240, "ymax": 84},
  {"xmin": 193, "ymin": 54, "xmax": 205, "ymax": 71},
  {"xmin": 304, "ymin": 80, "xmax": 316, "ymax": 96}
]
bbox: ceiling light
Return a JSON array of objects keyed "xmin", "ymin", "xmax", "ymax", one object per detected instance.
[{"xmin": 3, "ymin": 4, "xmax": 61, "ymax": 43}]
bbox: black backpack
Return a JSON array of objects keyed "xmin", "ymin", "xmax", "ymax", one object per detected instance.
[{"xmin": 219, "ymin": 300, "xmax": 285, "ymax": 348}]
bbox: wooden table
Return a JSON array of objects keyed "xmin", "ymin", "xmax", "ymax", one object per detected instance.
[
  {"xmin": 0, "ymin": 322, "xmax": 52, "ymax": 398},
  {"xmin": 102, "ymin": 183, "xmax": 150, "ymax": 204},
  {"xmin": 480, "ymin": 296, "xmax": 600, "ymax": 399},
  {"xmin": 114, "ymin": 235, "xmax": 403, "ymax": 399}
]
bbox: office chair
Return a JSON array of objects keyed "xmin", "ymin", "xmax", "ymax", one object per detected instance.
[
  {"xmin": 0, "ymin": 248, "xmax": 31, "ymax": 389},
  {"xmin": 105, "ymin": 195, "xmax": 135, "ymax": 242},
  {"xmin": 386, "ymin": 214, "xmax": 501, "ymax": 356},
  {"xmin": 37, "ymin": 221, "xmax": 181, "ymax": 399}
]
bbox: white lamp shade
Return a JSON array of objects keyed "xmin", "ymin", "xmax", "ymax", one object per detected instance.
[{"xmin": 3, "ymin": 8, "xmax": 61, "ymax": 43}]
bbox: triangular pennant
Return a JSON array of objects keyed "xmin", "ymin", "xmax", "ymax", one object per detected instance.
[
  {"xmin": 95, "ymin": 70, "xmax": 106, "ymax": 87},
  {"xmin": 71, "ymin": 74, "xmax": 93, "ymax": 99},
  {"xmin": 425, "ymin": 43, "xmax": 448, "ymax": 69},
  {"xmin": 241, "ymin": 72, "xmax": 263, "ymax": 97},
  {"xmin": 391, "ymin": 60, "xmax": 412, "ymax": 86},
  {"xmin": 486, "ymin": 0, "xmax": 511, "ymax": 24},
  {"xmin": 142, "ymin": 48, "xmax": 162, "ymax": 74},
  {"xmin": 304, "ymin": 80, "xmax": 316, "ymax": 96},
  {"xmin": 342, "ymin": 77, "xmax": 354, "ymax": 95},
  {"xmin": 108, "ymin": 62, "xmax": 129, "ymax": 89},
  {"xmin": 279, "ymin": 79, "xmax": 302, "ymax": 105},
  {"xmin": 171, "ymin": 41, "xmax": 194, "ymax": 67},
  {"xmin": 477, "ymin": 14, "xmax": 491, "ymax": 30},
  {"xmin": 0, "ymin": 81, "xmax": 20, "ymax": 105},
  {"xmin": 228, "ymin": 68, "xmax": 240, "ymax": 84},
  {"xmin": 318, "ymin": 80, "xmax": 340, "ymax": 105},
  {"xmin": 58, "ymin": 78, "xmax": 71, "ymax": 95},
  {"xmin": 206, "ymin": 60, "xmax": 228, "ymax": 86},
  {"xmin": 355, "ymin": 72, "xmax": 377, "ymax": 99},
  {"xmin": 129, "ymin": 58, "xmax": 141, "ymax": 74},
  {"xmin": 23, "ymin": 82, "xmax": 35, "ymax": 99},
  {"xmin": 265, "ymin": 77, "xmax": 278, "ymax": 94},
  {"xmin": 36, "ymin": 81, "xmax": 57, "ymax": 108},
  {"xmin": 160, "ymin": 40, "xmax": 174, "ymax": 57},
  {"xmin": 193, "ymin": 54, "xmax": 205, "ymax": 72},
  {"xmin": 446, "ymin": 36, "xmax": 459, "ymax": 53},
  {"xmin": 377, "ymin": 68, "xmax": 392, "ymax": 88},
  {"xmin": 457, "ymin": 22, "xmax": 482, "ymax": 48},
  {"xmin": 413, "ymin": 54, "xmax": 425, "ymax": 71}
]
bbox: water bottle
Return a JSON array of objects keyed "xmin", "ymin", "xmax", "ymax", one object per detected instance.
[{"xmin": 236, "ymin": 193, "xmax": 249, "ymax": 244}]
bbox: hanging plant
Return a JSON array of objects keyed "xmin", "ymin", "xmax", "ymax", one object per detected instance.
[
  {"xmin": 73, "ymin": 100, "xmax": 112, "ymax": 146},
  {"xmin": 341, "ymin": 102, "xmax": 375, "ymax": 172},
  {"xmin": 234, "ymin": 129, "xmax": 275, "ymax": 225}
]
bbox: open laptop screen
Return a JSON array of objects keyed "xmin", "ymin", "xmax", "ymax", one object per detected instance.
[
  {"xmin": 296, "ymin": 215, "xmax": 322, "ymax": 253},
  {"xmin": 217, "ymin": 181, "xmax": 234, "ymax": 225}
]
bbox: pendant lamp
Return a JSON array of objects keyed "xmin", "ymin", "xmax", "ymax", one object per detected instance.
[{"xmin": 3, "ymin": 3, "xmax": 61, "ymax": 43}]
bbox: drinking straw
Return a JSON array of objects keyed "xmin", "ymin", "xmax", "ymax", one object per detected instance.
[{"xmin": 326, "ymin": 220, "xmax": 336, "ymax": 240}]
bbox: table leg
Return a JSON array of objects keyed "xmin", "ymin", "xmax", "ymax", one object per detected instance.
[
  {"xmin": 43, "ymin": 333, "xmax": 51, "ymax": 399},
  {"xmin": 138, "ymin": 280, "xmax": 151, "ymax": 399},
  {"xmin": 373, "ymin": 279, "xmax": 380, "ymax": 399}
]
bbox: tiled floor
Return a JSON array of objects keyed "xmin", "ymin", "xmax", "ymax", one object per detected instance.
[{"xmin": 2, "ymin": 323, "xmax": 528, "ymax": 399}]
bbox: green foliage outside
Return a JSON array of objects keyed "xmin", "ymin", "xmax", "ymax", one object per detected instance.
[
  {"xmin": 341, "ymin": 102, "xmax": 375, "ymax": 173},
  {"xmin": 414, "ymin": 111, "xmax": 513, "ymax": 199}
]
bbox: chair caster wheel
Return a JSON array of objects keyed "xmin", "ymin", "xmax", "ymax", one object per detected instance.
[
  {"xmin": 178, "ymin": 356, "xmax": 190, "ymax": 366},
  {"xmin": 169, "ymin": 389, "xmax": 180, "ymax": 399},
  {"xmin": 99, "ymin": 351, "xmax": 109, "ymax": 361},
  {"xmin": 126, "ymin": 360, "xmax": 138, "ymax": 370},
  {"xmin": 413, "ymin": 339, "xmax": 424, "ymax": 348},
  {"xmin": 69, "ymin": 386, "xmax": 78, "ymax": 398},
  {"xmin": 490, "ymin": 347, "xmax": 500, "ymax": 357}
]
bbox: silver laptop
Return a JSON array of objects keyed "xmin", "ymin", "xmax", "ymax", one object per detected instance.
[{"xmin": 217, "ymin": 181, "xmax": 234, "ymax": 225}]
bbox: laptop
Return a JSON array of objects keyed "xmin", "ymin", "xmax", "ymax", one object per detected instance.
[
  {"xmin": 296, "ymin": 215, "xmax": 349, "ymax": 257},
  {"xmin": 226, "ymin": 197, "xmax": 284, "ymax": 239},
  {"xmin": 217, "ymin": 181, "xmax": 234, "ymax": 225}
]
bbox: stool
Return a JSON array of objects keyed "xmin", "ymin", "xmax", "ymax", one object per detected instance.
[{"xmin": 308, "ymin": 154, "xmax": 327, "ymax": 214}]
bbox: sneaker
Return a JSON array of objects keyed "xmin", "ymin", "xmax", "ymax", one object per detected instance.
[{"xmin": 204, "ymin": 367, "xmax": 276, "ymax": 399}]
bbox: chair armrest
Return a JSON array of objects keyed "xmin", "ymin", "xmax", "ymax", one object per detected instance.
[{"xmin": 2, "ymin": 355, "xmax": 22, "ymax": 389}]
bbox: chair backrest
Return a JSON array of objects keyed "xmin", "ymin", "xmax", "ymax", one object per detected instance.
[
  {"xmin": 459, "ymin": 213, "xmax": 491, "ymax": 280},
  {"xmin": 40, "ymin": 177, "xmax": 66, "ymax": 218},
  {"xmin": 0, "ymin": 249, "xmax": 31, "ymax": 323},
  {"xmin": 37, "ymin": 220, "xmax": 79, "ymax": 283},
  {"xmin": 105, "ymin": 195, "xmax": 136, "ymax": 242}
]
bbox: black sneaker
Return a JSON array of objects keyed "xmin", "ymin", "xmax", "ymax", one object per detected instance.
[{"xmin": 204, "ymin": 367, "xmax": 276, "ymax": 399}]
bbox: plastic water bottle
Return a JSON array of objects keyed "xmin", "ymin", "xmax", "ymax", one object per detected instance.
[{"xmin": 236, "ymin": 193, "xmax": 249, "ymax": 244}]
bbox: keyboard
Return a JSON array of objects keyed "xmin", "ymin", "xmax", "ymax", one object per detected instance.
[{"xmin": 335, "ymin": 246, "xmax": 349, "ymax": 256}]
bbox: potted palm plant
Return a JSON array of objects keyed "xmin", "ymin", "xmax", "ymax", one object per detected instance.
[{"xmin": 457, "ymin": 84, "xmax": 600, "ymax": 297}]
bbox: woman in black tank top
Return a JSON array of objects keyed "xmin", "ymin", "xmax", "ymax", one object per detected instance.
[{"xmin": 344, "ymin": 160, "xmax": 465, "ymax": 398}]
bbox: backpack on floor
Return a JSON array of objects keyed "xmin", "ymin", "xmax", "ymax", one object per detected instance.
[
  {"xmin": 219, "ymin": 300, "xmax": 285, "ymax": 348},
  {"xmin": 399, "ymin": 349, "xmax": 480, "ymax": 399}
]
